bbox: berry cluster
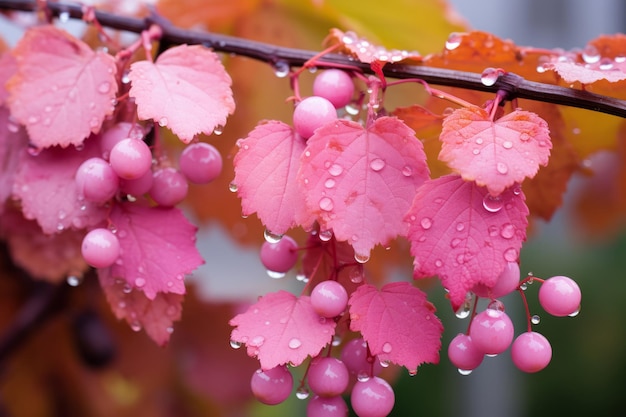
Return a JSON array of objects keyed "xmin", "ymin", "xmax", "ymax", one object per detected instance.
[
  {"xmin": 79, "ymin": 122, "xmax": 222, "ymax": 269},
  {"xmin": 448, "ymin": 263, "xmax": 581, "ymax": 374}
]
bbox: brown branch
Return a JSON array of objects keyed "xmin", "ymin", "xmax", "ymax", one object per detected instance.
[{"xmin": 2, "ymin": 0, "xmax": 626, "ymax": 118}]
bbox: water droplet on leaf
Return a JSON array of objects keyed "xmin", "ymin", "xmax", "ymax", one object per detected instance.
[
  {"xmin": 483, "ymin": 195, "xmax": 503, "ymax": 212},
  {"xmin": 401, "ymin": 166, "xmax": 413, "ymax": 177},
  {"xmin": 328, "ymin": 163, "xmax": 343, "ymax": 176},
  {"xmin": 98, "ymin": 81, "xmax": 111, "ymax": 94},
  {"xmin": 134, "ymin": 277, "xmax": 146, "ymax": 288},
  {"xmin": 213, "ymin": 124, "xmax": 224, "ymax": 135},
  {"xmin": 369, "ymin": 158, "xmax": 385, "ymax": 171},
  {"xmin": 420, "ymin": 217, "xmax": 432, "ymax": 230},
  {"xmin": 503, "ymin": 247, "xmax": 518, "ymax": 262},
  {"xmin": 500, "ymin": 223, "xmax": 515, "ymax": 239},
  {"xmin": 319, "ymin": 197, "xmax": 334, "ymax": 211},
  {"xmin": 582, "ymin": 45, "xmax": 600, "ymax": 64},
  {"xmin": 496, "ymin": 162, "xmax": 509, "ymax": 174},
  {"xmin": 158, "ymin": 117, "xmax": 168, "ymax": 127},
  {"xmin": 502, "ymin": 140, "xmax": 513, "ymax": 149},
  {"xmin": 354, "ymin": 252, "xmax": 370, "ymax": 264},
  {"xmin": 263, "ymin": 229, "xmax": 283, "ymax": 243},
  {"xmin": 382, "ymin": 342, "xmax": 392, "ymax": 353},
  {"xmin": 288, "ymin": 338, "xmax": 302, "ymax": 349},
  {"xmin": 445, "ymin": 33, "xmax": 462, "ymax": 50}
]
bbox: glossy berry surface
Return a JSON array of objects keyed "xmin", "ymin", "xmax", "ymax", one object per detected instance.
[
  {"xmin": 179, "ymin": 142, "xmax": 223, "ymax": 184},
  {"xmin": 472, "ymin": 261, "xmax": 520, "ymax": 298},
  {"xmin": 75, "ymin": 157, "xmax": 119, "ymax": 204},
  {"xmin": 538, "ymin": 275, "xmax": 581, "ymax": 317},
  {"xmin": 511, "ymin": 331, "xmax": 552, "ymax": 373},
  {"xmin": 350, "ymin": 377, "xmax": 395, "ymax": 417},
  {"xmin": 307, "ymin": 395, "xmax": 348, "ymax": 417},
  {"xmin": 81, "ymin": 228, "xmax": 120, "ymax": 268},
  {"xmin": 293, "ymin": 96, "xmax": 337, "ymax": 139},
  {"xmin": 259, "ymin": 235, "xmax": 298, "ymax": 273},
  {"xmin": 469, "ymin": 308, "xmax": 514, "ymax": 355},
  {"xmin": 250, "ymin": 366, "xmax": 293, "ymax": 405},
  {"xmin": 313, "ymin": 69, "xmax": 355, "ymax": 108},
  {"xmin": 447, "ymin": 333, "xmax": 484, "ymax": 371},
  {"xmin": 307, "ymin": 357, "xmax": 349, "ymax": 397},
  {"xmin": 109, "ymin": 138, "xmax": 152, "ymax": 180},
  {"xmin": 311, "ymin": 280, "xmax": 349, "ymax": 318},
  {"xmin": 340, "ymin": 338, "xmax": 383, "ymax": 377},
  {"xmin": 150, "ymin": 167, "xmax": 189, "ymax": 207}
]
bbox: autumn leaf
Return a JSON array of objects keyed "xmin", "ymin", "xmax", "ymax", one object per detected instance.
[
  {"xmin": 298, "ymin": 117, "xmax": 430, "ymax": 260},
  {"xmin": 348, "ymin": 282, "xmax": 443, "ymax": 373},
  {"xmin": 229, "ymin": 291, "xmax": 336, "ymax": 370},
  {"xmin": 439, "ymin": 107, "xmax": 551, "ymax": 196},
  {"xmin": 7, "ymin": 25, "xmax": 117, "ymax": 149},
  {"xmin": 108, "ymin": 202, "xmax": 204, "ymax": 300},
  {"xmin": 129, "ymin": 44, "xmax": 235, "ymax": 142},
  {"xmin": 405, "ymin": 175, "xmax": 529, "ymax": 309}
]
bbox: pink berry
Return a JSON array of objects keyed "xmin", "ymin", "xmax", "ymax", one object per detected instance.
[
  {"xmin": 447, "ymin": 333, "xmax": 484, "ymax": 372},
  {"xmin": 313, "ymin": 69, "xmax": 355, "ymax": 108},
  {"xmin": 311, "ymin": 280, "xmax": 348, "ymax": 318},
  {"xmin": 307, "ymin": 357, "xmax": 349, "ymax": 397},
  {"xmin": 259, "ymin": 235, "xmax": 298, "ymax": 273},
  {"xmin": 538, "ymin": 275, "xmax": 581, "ymax": 317},
  {"xmin": 179, "ymin": 142, "xmax": 223, "ymax": 184},
  {"xmin": 469, "ymin": 308, "xmax": 514, "ymax": 355},
  {"xmin": 75, "ymin": 157, "xmax": 119, "ymax": 203},
  {"xmin": 150, "ymin": 167, "xmax": 188, "ymax": 207},
  {"xmin": 100, "ymin": 122, "xmax": 145, "ymax": 160},
  {"xmin": 109, "ymin": 138, "xmax": 152, "ymax": 180},
  {"xmin": 340, "ymin": 338, "xmax": 383, "ymax": 377},
  {"xmin": 511, "ymin": 331, "xmax": 552, "ymax": 373},
  {"xmin": 119, "ymin": 168, "xmax": 154, "ymax": 196},
  {"xmin": 81, "ymin": 228, "xmax": 120, "ymax": 268},
  {"xmin": 307, "ymin": 395, "xmax": 348, "ymax": 417},
  {"xmin": 350, "ymin": 377, "xmax": 395, "ymax": 417},
  {"xmin": 472, "ymin": 261, "xmax": 520, "ymax": 298},
  {"xmin": 250, "ymin": 366, "xmax": 293, "ymax": 405},
  {"xmin": 293, "ymin": 96, "xmax": 337, "ymax": 139}
]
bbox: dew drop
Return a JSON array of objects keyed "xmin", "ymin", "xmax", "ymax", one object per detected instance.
[
  {"xmin": 213, "ymin": 124, "xmax": 224, "ymax": 135},
  {"xmin": 228, "ymin": 182, "xmax": 238, "ymax": 192},
  {"xmin": 249, "ymin": 335, "xmax": 265, "ymax": 347},
  {"xmin": 379, "ymin": 360, "xmax": 390, "ymax": 368},
  {"xmin": 328, "ymin": 163, "xmax": 343, "ymax": 176},
  {"xmin": 472, "ymin": 149, "xmax": 480, "ymax": 155},
  {"xmin": 483, "ymin": 194, "xmax": 503, "ymax": 213},
  {"xmin": 475, "ymin": 137, "xmax": 484, "ymax": 145},
  {"xmin": 27, "ymin": 115, "xmax": 39, "ymax": 125},
  {"xmin": 345, "ymin": 103, "xmax": 359, "ymax": 115},
  {"xmin": 401, "ymin": 165, "xmax": 413, "ymax": 177},
  {"xmin": 456, "ymin": 222, "xmax": 465, "ymax": 232},
  {"xmin": 319, "ymin": 229, "xmax": 333, "ymax": 242},
  {"xmin": 615, "ymin": 55, "xmax": 626, "ymax": 63},
  {"xmin": 98, "ymin": 81, "xmax": 111, "ymax": 94},
  {"xmin": 480, "ymin": 67, "xmax": 500, "ymax": 86},
  {"xmin": 354, "ymin": 252, "xmax": 370, "ymax": 264},
  {"xmin": 130, "ymin": 321, "xmax": 142, "ymax": 332},
  {"xmin": 420, "ymin": 217, "xmax": 432, "ymax": 230},
  {"xmin": 487, "ymin": 299, "xmax": 505, "ymax": 313},
  {"xmin": 122, "ymin": 284, "xmax": 132, "ymax": 294},
  {"xmin": 319, "ymin": 197, "xmax": 334, "ymax": 211},
  {"xmin": 503, "ymin": 247, "xmax": 518, "ymax": 262},
  {"xmin": 568, "ymin": 305, "xmax": 581, "ymax": 317},
  {"xmin": 531, "ymin": 314, "xmax": 541, "ymax": 325},
  {"xmin": 263, "ymin": 229, "xmax": 283, "ymax": 243},
  {"xmin": 513, "ymin": 185, "xmax": 522, "ymax": 196},
  {"xmin": 332, "ymin": 335, "xmax": 342, "ymax": 346},
  {"xmin": 458, "ymin": 369, "xmax": 473, "ymax": 376},
  {"xmin": 502, "ymin": 140, "xmax": 513, "ymax": 149},
  {"xmin": 58, "ymin": 10, "xmax": 70, "ymax": 23},
  {"xmin": 158, "ymin": 117, "xmax": 168, "ymax": 127},
  {"xmin": 356, "ymin": 372, "xmax": 370, "ymax": 382},
  {"xmin": 267, "ymin": 270, "xmax": 286, "ymax": 279},
  {"xmin": 496, "ymin": 162, "xmax": 509, "ymax": 174},
  {"xmin": 288, "ymin": 338, "xmax": 302, "ymax": 349},
  {"xmin": 408, "ymin": 369, "xmax": 418, "ymax": 377},
  {"xmin": 272, "ymin": 60, "xmax": 290, "ymax": 78},
  {"xmin": 582, "ymin": 45, "xmax": 600, "ymax": 64},
  {"xmin": 295, "ymin": 387, "xmax": 310, "ymax": 400},
  {"xmin": 382, "ymin": 342, "xmax": 392, "ymax": 353},
  {"xmin": 435, "ymin": 259, "xmax": 443, "ymax": 268},
  {"xmin": 500, "ymin": 223, "xmax": 515, "ymax": 239},
  {"xmin": 342, "ymin": 31, "xmax": 357, "ymax": 45},
  {"xmin": 324, "ymin": 178, "xmax": 336, "ymax": 188},
  {"xmin": 134, "ymin": 277, "xmax": 146, "ymax": 288},
  {"xmin": 450, "ymin": 238, "xmax": 462, "ymax": 248},
  {"xmin": 455, "ymin": 299, "xmax": 472, "ymax": 319},
  {"xmin": 445, "ymin": 32, "xmax": 462, "ymax": 50},
  {"xmin": 296, "ymin": 273, "xmax": 309, "ymax": 283},
  {"xmin": 349, "ymin": 267, "xmax": 363, "ymax": 283},
  {"xmin": 369, "ymin": 158, "xmax": 385, "ymax": 171},
  {"xmin": 66, "ymin": 275, "xmax": 83, "ymax": 287}
]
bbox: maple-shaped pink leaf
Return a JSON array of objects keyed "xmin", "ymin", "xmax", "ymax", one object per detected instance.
[
  {"xmin": 99, "ymin": 268, "xmax": 183, "ymax": 346},
  {"xmin": 0, "ymin": 206, "xmax": 88, "ymax": 283},
  {"xmin": 128, "ymin": 44, "xmax": 235, "ymax": 143},
  {"xmin": 6, "ymin": 25, "xmax": 117, "ymax": 149},
  {"xmin": 439, "ymin": 107, "xmax": 551, "ymax": 196},
  {"xmin": 11, "ymin": 137, "xmax": 108, "ymax": 234},
  {"xmin": 108, "ymin": 201, "xmax": 204, "ymax": 300},
  {"xmin": 348, "ymin": 282, "xmax": 443, "ymax": 373},
  {"xmin": 405, "ymin": 174, "xmax": 529, "ymax": 309},
  {"xmin": 233, "ymin": 120, "xmax": 314, "ymax": 235},
  {"xmin": 229, "ymin": 291, "xmax": 336, "ymax": 370},
  {"xmin": 298, "ymin": 117, "xmax": 429, "ymax": 260},
  {"xmin": 0, "ymin": 106, "xmax": 28, "ymax": 209},
  {"xmin": 545, "ymin": 58, "xmax": 626, "ymax": 84}
]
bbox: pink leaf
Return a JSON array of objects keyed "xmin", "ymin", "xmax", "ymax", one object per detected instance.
[
  {"xmin": 229, "ymin": 291, "xmax": 336, "ymax": 370},
  {"xmin": 7, "ymin": 26, "xmax": 117, "ymax": 148},
  {"xmin": 0, "ymin": 106, "xmax": 28, "ymax": 209},
  {"xmin": 108, "ymin": 202, "xmax": 204, "ymax": 300},
  {"xmin": 99, "ymin": 268, "xmax": 183, "ymax": 346},
  {"xmin": 348, "ymin": 282, "xmax": 443, "ymax": 373},
  {"xmin": 439, "ymin": 107, "xmax": 551, "ymax": 196},
  {"xmin": 129, "ymin": 44, "xmax": 235, "ymax": 142},
  {"xmin": 546, "ymin": 60, "xmax": 626, "ymax": 84},
  {"xmin": 11, "ymin": 137, "xmax": 108, "ymax": 234},
  {"xmin": 298, "ymin": 117, "xmax": 429, "ymax": 259},
  {"xmin": 405, "ymin": 175, "xmax": 529, "ymax": 309},
  {"xmin": 0, "ymin": 206, "xmax": 88, "ymax": 283},
  {"xmin": 233, "ymin": 120, "xmax": 313, "ymax": 235}
]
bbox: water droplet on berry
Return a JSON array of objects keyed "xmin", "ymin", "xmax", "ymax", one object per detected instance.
[
  {"xmin": 354, "ymin": 252, "xmax": 370, "ymax": 264},
  {"xmin": 66, "ymin": 275, "xmax": 83, "ymax": 287},
  {"xmin": 328, "ymin": 163, "xmax": 343, "ymax": 176},
  {"xmin": 263, "ymin": 229, "xmax": 283, "ymax": 243},
  {"xmin": 445, "ymin": 33, "xmax": 462, "ymax": 50},
  {"xmin": 458, "ymin": 369, "xmax": 473, "ymax": 376},
  {"xmin": 503, "ymin": 247, "xmax": 518, "ymax": 262},
  {"xmin": 483, "ymin": 194, "xmax": 503, "ymax": 213},
  {"xmin": 487, "ymin": 299, "xmax": 505, "ymax": 313},
  {"xmin": 158, "ymin": 117, "xmax": 168, "ymax": 127},
  {"xmin": 382, "ymin": 342, "xmax": 392, "ymax": 353},
  {"xmin": 401, "ymin": 165, "xmax": 413, "ymax": 177},
  {"xmin": 272, "ymin": 60, "xmax": 290, "ymax": 78},
  {"xmin": 288, "ymin": 338, "xmax": 302, "ymax": 349},
  {"xmin": 295, "ymin": 386, "xmax": 310, "ymax": 400},
  {"xmin": 496, "ymin": 162, "xmax": 508, "ymax": 174},
  {"xmin": 480, "ymin": 67, "xmax": 500, "ymax": 86},
  {"xmin": 531, "ymin": 314, "xmax": 541, "ymax": 325},
  {"xmin": 319, "ymin": 197, "xmax": 334, "ymax": 211},
  {"xmin": 369, "ymin": 158, "xmax": 385, "ymax": 171},
  {"xmin": 568, "ymin": 305, "xmax": 581, "ymax": 317},
  {"xmin": 357, "ymin": 372, "xmax": 371, "ymax": 382}
]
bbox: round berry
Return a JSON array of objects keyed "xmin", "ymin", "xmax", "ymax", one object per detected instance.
[
  {"xmin": 259, "ymin": 235, "xmax": 298, "ymax": 273},
  {"xmin": 150, "ymin": 167, "xmax": 188, "ymax": 207},
  {"xmin": 307, "ymin": 357, "xmax": 349, "ymax": 397},
  {"xmin": 313, "ymin": 69, "xmax": 355, "ymax": 108},
  {"xmin": 538, "ymin": 275, "xmax": 581, "ymax": 317},
  {"xmin": 75, "ymin": 157, "xmax": 119, "ymax": 204},
  {"xmin": 469, "ymin": 308, "xmax": 514, "ymax": 355},
  {"xmin": 179, "ymin": 142, "xmax": 223, "ymax": 184},
  {"xmin": 340, "ymin": 338, "xmax": 383, "ymax": 377},
  {"xmin": 447, "ymin": 333, "xmax": 484, "ymax": 372},
  {"xmin": 119, "ymin": 168, "xmax": 153, "ymax": 196},
  {"xmin": 250, "ymin": 366, "xmax": 293, "ymax": 405},
  {"xmin": 311, "ymin": 280, "xmax": 348, "ymax": 318},
  {"xmin": 109, "ymin": 138, "xmax": 152, "ymax": 180},
  {"xmin": 293, "ymin": 96, "xmax": 337, "ymax": 139},
  {"xmin": 307, "ymin": 395, "xmax": 348, "ymax": 417},
  {"xmin": 100, "ymin": 122, "xmax": 145, "ymax": 160},
  {"xmin": 511, "ymin": 331, "xmax": 552, "ymax": 373},
  {"xmin": 81, "ymin": 228, "xmax": 120, "ymax": 268},
  {"xmin": 472, "ymin": 261, "xmax": 520, "ymax": 298},
  {"xmin": 350, "ymin": 377, "xmax": 395, "ymax": 417}
]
